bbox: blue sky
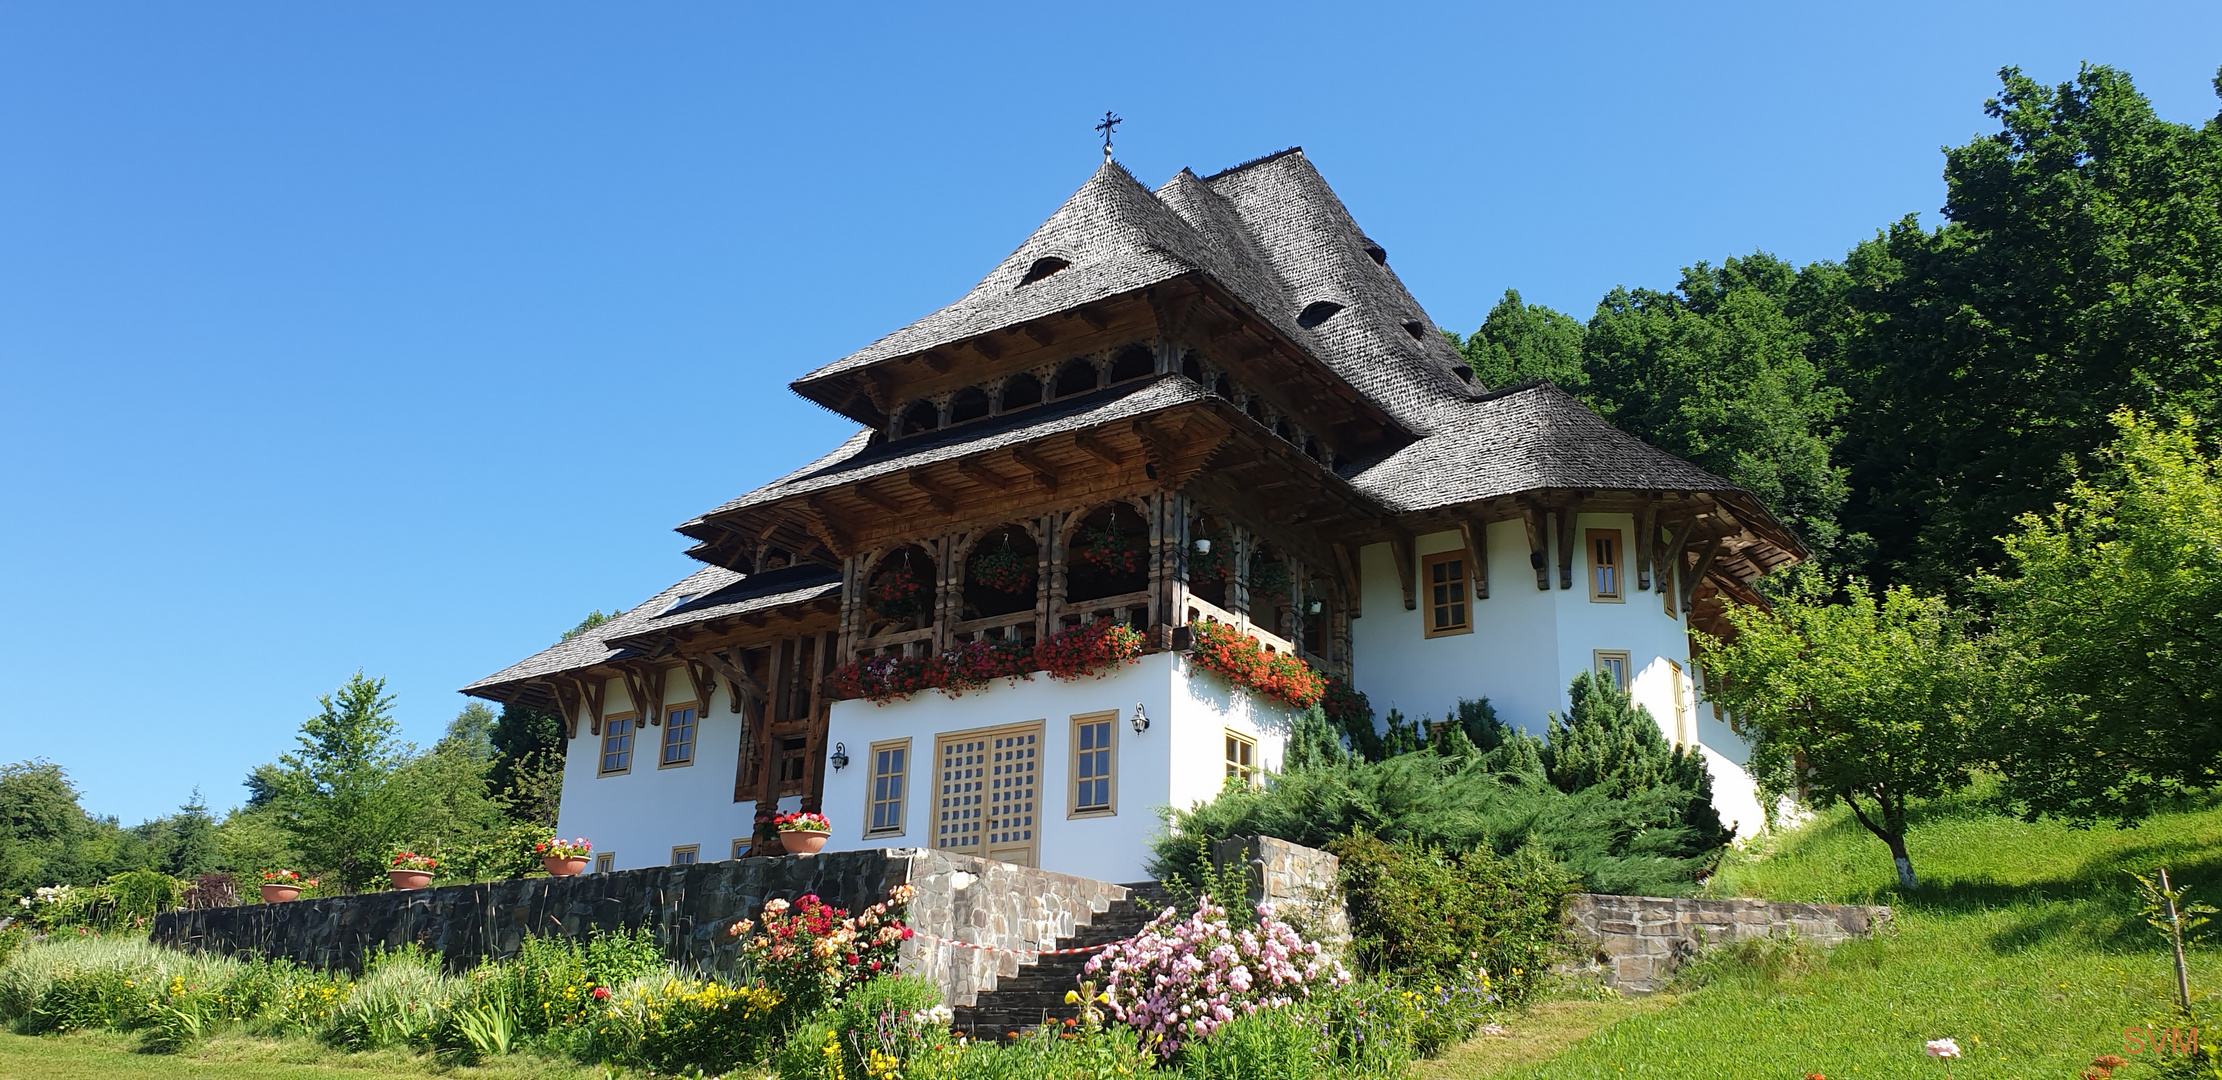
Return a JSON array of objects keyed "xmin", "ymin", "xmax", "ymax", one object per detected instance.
[{"xmin": 4, "ymin": 2, "xmax": 2218, "ymax": 825}]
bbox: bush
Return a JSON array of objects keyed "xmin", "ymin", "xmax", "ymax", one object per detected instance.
[
  {"xmin": 825, "ymin": 975, "xmax": 952, "ymax": 1078},
  {"xmin": 587, "ymin": 971, "xmax": 783, "ymax": 1075},
  {"xmin": 940, "ymin": 1024, "xmax": 1155, "ymax": 1080},
  {"xmin": 732, "ymin": 886, "xmax": 915, "ymax": 1020},
  {"xmin": 1328, "ymin": 832, "xmax": 1571, "ymax": 1005},
  {"xmin": 324, "ymin": 945, "xmax": 450, "ymax": 1051},
  {"xmin": 1082, "ymin": 896, "xmax": 1349, "ymax": 1059}
]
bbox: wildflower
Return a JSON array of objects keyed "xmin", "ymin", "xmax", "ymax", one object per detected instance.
[
  {"xmin": 1926, "ymin": 1038, "xmax": 1960, "ymax": 1058},
  {"xmin": 592, "ymin": 986, "xmax": 611, "ymax": 1000}
]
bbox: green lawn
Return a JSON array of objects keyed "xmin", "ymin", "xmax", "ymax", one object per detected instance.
[
  {"xmin": 1465, "ymin": 788, "xmax": 2222, "ymax": 1079},
  {"xmin": 0, "ymin": 1029, "xmax": 606, "ymax": 1080}
]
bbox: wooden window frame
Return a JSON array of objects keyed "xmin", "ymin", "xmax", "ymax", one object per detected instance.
[
  {"xmin": 865, "ymin": 738, "xmax": 912, "ymax": 838},
  {"xmin": 1587, "ymin": 529, "xmax": 1625, "ymax": 603},
  {"xmin": 731, "ymin": 839, "xmax": 749, "ymax": 861},
  {"xmin": 593, "ymin": 852, "xmax": 615, "ymax": 874},
  {"xmin": 1421, "ymin": 550, "xmax": 1471, "ymax": 638},
  {"xmin": 1593, "ymin": 650, "xmax": 1632, "ymax": 692},
  {"xmin": 598, "ymin": 712, "xmax": 638, "ymax": 777},
  {"xmin": 775, "ymin": 730, "xmax": 812, "ymax": 798},
  {"xmin": 1224, "ymin": 729, "xmax": 1258, "ymax": 787},
  {"xmin": 933, "ymin": 721, "xmax": 1043, "ymax": 866},
  {"xmin": 1668, "ymin": 660, "xmax": 1691, "ymax": 748},
  {"xmin": 1069, "ymin": 711, "xmax": 1119, "ymax": 819},
  {"xmin": 658, "ymin": 701, "xmax": 700, "ymax": 769},
  {"xmin": 670, "ymin": 844, "xmax": 699, "ymax": 866}
]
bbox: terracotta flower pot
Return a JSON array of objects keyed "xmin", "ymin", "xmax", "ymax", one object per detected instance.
[
  {"xmin": 779, "ymin": 830, "xmax": 830, "ymax": 855},
  {"xmin": 388, "ymin": 869, "xmax": 433, "ymax": 890},
  {"xmin": 259, "ymin": 883, "xmax": 302, "ymax": 903},
  {"xmin": 543, "ymin": 855, "xmax": 590, "ymax": 877}
]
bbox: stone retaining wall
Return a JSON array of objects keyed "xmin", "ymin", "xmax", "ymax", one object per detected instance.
[
  {"xmin": 151, "ymin": 848, "xmax": 1129, "ymax": 1009},
  {"xmin": 1212, "ymin": 835, "xmax": 1350, "ymax": 949},
  {"xmin": 1562, "ymin": 893, "xmax": 1893, "ymax": 994}
]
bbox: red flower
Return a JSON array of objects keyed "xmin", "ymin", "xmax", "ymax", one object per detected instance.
[{"xmin": 592, "ymin": 986, "xmax": 611, "ymax": 1000}]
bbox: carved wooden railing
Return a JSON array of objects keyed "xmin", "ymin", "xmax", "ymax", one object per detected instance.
[
  {"xmin": 948, "ymin": 610, "xmax": 1036, "ymax": 647},
  {"xmin": 855, "ymin": 626, "xmax": 935, "ymax": 660},
  {"xmin": 1057, "ymin": 588, "xmax": 1152, "ymax": 633},
  {"xmin": 1182, "ymin": 595, "xmax": 1297, "ymax": 656}
]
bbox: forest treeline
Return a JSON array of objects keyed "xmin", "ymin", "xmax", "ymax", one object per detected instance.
[{"xmin": 1456, "ymin": 64, "xmax": 2222, "ymax": 593}]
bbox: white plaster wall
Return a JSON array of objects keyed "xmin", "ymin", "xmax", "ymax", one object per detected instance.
[
  {"xmin": 1348, "ymin": 515, "xmax": 1766, "ymax": 836},
  {"xmin": 1168, "ymin": 651, "xmax": 1293, "ymax": 815},
  {"xmin": 554, "ymin": 673, "xmax": 782, "ymax": 871}
]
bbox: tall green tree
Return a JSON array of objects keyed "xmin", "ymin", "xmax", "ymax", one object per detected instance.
[
  {"xmin": 1697, "ymin": 578, "xmax": 1991, "ymax": 890},
  {"xmin": 267, "ymin": 672, "xmax": 418, "ymax": 890},
  {"xmin": 1980, "ymin": 412, "xmax": 2222, "ymax": 824},
  {"xmin": 1837, "ymin": 65, "xmax": 2222, "ymax": 590},
  {"xmin": 1457, "ymin": 289, "xmax": 1589, "ymax": 391},
  {"xmin": 487, "ymin": 701, "xmax": 565, "ymax": 827},
  {"xmin": 1584, "ymin": 254, "xmax": 1852, "ymax": 555}
]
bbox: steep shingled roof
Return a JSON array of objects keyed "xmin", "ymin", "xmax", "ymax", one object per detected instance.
[
  {"xmin": 1346, "ymin": 381, "xmax": 1743, "ymax": 511},
  {"xmin": 462, "ymin": 566, "xmax": 741, "ymax": 695}
]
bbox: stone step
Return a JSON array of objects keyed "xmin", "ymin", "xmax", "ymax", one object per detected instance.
[{"xmin": 951, "ymin": 888, "xmax": 1172, "ymax": 1038}]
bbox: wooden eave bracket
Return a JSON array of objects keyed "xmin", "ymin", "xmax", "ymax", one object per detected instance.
[
  {"xmin": 1332, "ymin": 542, "xmax": 1362, "ymax": 620},
  {"xmin": 903, "ymin": 468, "xmax": 957, "ymax": 514},
  {"xmin": 1459, "ymin": 518, "xmax": 1490, "ymax": 601},
  {"xmin": 1072, "ymin": 430, "xmax": 1122, "ymax": 467},
  {"xmin": 956, "ymin": 457, "xmax": 1013, "ymax": 491},
  {"xmin": 1521, "ymin": 504, "xmax": 1550, "ymax": 591},
  {"xmin": 693, "ymin": 648, "xmax": 765, "ymax": 715},
  {"xmin": 622, "ymin": 664, "xmax": 667, "ymax": 726},
  {"xmin": 549, "ymin": 678, "xmax": 584, "ymax": 740},
  {"xmin": 1555, "ymin": 501, "xmax": 1580, "ymax": 590},
  {"xmin": 1637, "ymin": 503, "xmax": 1659, "ymax": 591},
  {"xmin": 580, "ymin": 675, "xmax": 607, "ymax": 737},
  {"xmin": 1010, "ymin": 445, "xmax": 1062, "ymax": 492},
  {"xmin": 1389, "ymin": 533, "xmax": 1417, "ymax": 611},
  {"xmin": 1683, "ymin": 536, "xmax": 1725, "ymax": 613}
]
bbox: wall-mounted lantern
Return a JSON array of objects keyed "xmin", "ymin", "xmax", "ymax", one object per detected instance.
[
  {"xmin": 1131, "ymin": 703, "xmax": 1150, "ymax": 735},
  {"xmin": 830, "ymin": 742, "xmax": 850, "ymax": 771}
]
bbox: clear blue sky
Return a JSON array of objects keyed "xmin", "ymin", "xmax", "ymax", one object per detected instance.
[{"xmin": 4, "ymin": 2, "xmax": 2217, "ymax": 825}]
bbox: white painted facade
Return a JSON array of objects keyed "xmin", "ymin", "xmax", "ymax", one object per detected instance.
[
  {"xmin": 815, "ymin": 651, "xmax": 1289, "ymax": 884},
  {"xmin": 1349, "ymin": 513, "xmax": 1765, "ymax": 839},
  {"xmin": 552, "ymin": 675, "xmax": 801, "ymax": 872}
]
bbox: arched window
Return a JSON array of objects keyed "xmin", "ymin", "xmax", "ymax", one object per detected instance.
[
  {"xmin": 1019, "ymin": 256, "xmax": 1070, "ymax": 286},
  {"xmin": 1067, "ymin": 502, "xmax": 1150, "ymax": 603},
  {"xmin": 961, "ymin": 525, "xmax": 1039, "ymax": 622},
  {"xmin": 864, "ymin": 546, "xmax": 934, "ymax": 636},
  {"xmin": 1000, "ymin": 372, "xmax": 1043, "ymax": 411},
  {"xmin": 1186, "ymin": 513, "xmax": 1229, "ymax": 611},
  {"xmin": 899, "ymin": 401, "xmax": 939, "ymax": 437},
  {"xmin": 1180, "ymin": 351, "xmax": 1204, "ymax": 384},
  {"xmin": 1297, "ymin": 301, "xmax": 1345, "ymax": 329},
  {"xmin": 1052, "ymin": 358, "xmax": 1100, "ymax": 399},
  {"xmin": 1273, "ymin": 417, "xmax": 1294, "ymax": 442},
  {"xmin": 948, "ymin": 386, "xmax": 990, "ymax": 425},
  {"xmin": 1244, "ymin": 395, "xmax": 1266, "ymax": 424},
  {"xmin": 1108, "ymin": 344, "xmax": 1155, "ymax": 384},
  {"xmin": 1211, "ymin": 373, "xmax": 1233, "ymax": 399}
]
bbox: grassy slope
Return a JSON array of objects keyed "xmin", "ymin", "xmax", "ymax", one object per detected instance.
[
  {"xmin": 0, "ymin": 1030, "xmax": 606, "ymax": 1080},
  {"xmin": 1481, "ymin": 789, "xmax": 2222, "ymax": 1079}
]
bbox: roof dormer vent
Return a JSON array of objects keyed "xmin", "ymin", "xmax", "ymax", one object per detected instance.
[
  {"xmin": 1019, "ymin": 256, "xmax": 1070, "ymax": 286},
  {"xmin": 1402, "ymin": 319, "xmax": 1426, "ymax": 341},
  {"xmin": 1297, "ymin": 301, "xmax": 1344, "ymax": 329},
  {"xmin": 1362, "ymin": 242, "xmax": 1388, "ymax": 266}
]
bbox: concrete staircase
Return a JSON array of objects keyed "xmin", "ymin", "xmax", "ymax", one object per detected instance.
[{"xmin": 952, "ymin": 882, "xmax": 1173, "ymax": 1038}]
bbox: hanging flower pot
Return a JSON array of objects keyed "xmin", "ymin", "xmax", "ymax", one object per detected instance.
[
  {"xmin": 1189, "ymin": 536, "xmax": 1229, "ymax": 582},
  {"xmin": 1248, "ymin": 554, "xmax": 1292, "ymax": 599},
  {"xmin": 868, "ymin": 557, "xmax": 930, "ymax": 620},
  {"xmin": 1077, "ymin": 521, "xmax": 1146, "ymax": 576},
  {"xmin": 970, "ymin": 539, "xmax": 1036, "ymax": 595}
]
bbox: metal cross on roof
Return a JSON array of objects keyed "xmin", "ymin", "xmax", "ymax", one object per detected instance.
[{"xmin": 1095, "ymin": 111, "xmax": 1122, "ymax": 161}]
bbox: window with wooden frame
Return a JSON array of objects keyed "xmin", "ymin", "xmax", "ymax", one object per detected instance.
[
  {"xmin": 593, "ymin": 852, "xmax": 615, "ymax": 874},
  {"xmin": 866, "ymin": 739, "xmax": 910, "ymax": 837},
  {"xmin": 1070, "ymin": 712, "xmax": 1118, "ymax": 817},
  {"xmin": 1421, "ymin": 551, "xmax": 1470, "ymax": 637},
  {"xmin": 1587, "ymin": 530, "xmax": 1624, "ymax": 602},
  {"xmin": 659, "ymin": 703, "xmax": 699, "ymax": 767},
  {"xmin": 1668, "ymin": 660, "xmax": 1691, "ymax": 747},
  {"xmin": 777, "ymin": 735, "xmax": 811, "ymax": 796},
  {"xmin": 598, "ymin": 714, "xmax": 637, "ymax": 776},
  {"xmin": 730, "ymin": 839, "xmax": 749, "ymax": 861},
  {"xmin": 1224, "ymin": 730, "xmax": 1258, "ymax": 786},
  {"xmin": 1593, "ymin": 650, "xmax": 1631, "ymax": 691},
  {"xmin": 670, "ymin": 845, "xmax": 699, "ymax": 866}
]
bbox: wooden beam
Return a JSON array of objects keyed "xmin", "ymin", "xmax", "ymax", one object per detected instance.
[
  {"xmin": 1658, "ymin": 517, "xmax": 1695, "ymax": 609},
  {"xmin": 1077, "ymin": 304, "xmax": 1109, "ymax": 331},
  {"xmin": 549, "ymin": 678, "xmax": 583, "ymax": 740},
  {"xmin": 1636, "ymin": 503, "xmax": 1658, "ymax": 591},
  {"xmin": 1388, "ymin": 533, "xmax": 1417, "ymax": 611},
  {"xmin": 623, "ymin": 664, "xmax": 667, "ymax": 726},
  {"xmin": 1331, "ymin": 541, "xmax": 1362, "ymax": 620},
  {"xmin": 1683, "ymin": 536, "xmax": 1725, "ymax": 613},
  {"xmin": 683, "ymin": 658, "xmax": 718, "ymax": 713},
  {"xmin": 695, "ymin": 648, "xmax": 765, "ymax": 714},
  {"xmin": 969, "ymin": 335, "xmax": 1001, "ymax": 361},
  {"xmin": 1130, "ymin": 417, "xmax": 1182, "ymax": 466},
  {"xmin": 1459, "ymin": 518, "xmax": 1489, "ymax": 601},
  {"xmin": 919, "ymin": 350, "xmax": 952, "ymax": 374},
  {"xmin": 853, "ymin": 483, "xmax": 904, "ymax": 515},
  {"xmin": 1522, "ymin": 504, "xmax": 1550, "ymax": 591},
  {"xmin": 903, "ymin": 468, "xmax": 956, "ymax": 514},
  {"xmin": 1072, "ymin": 430, "xmax": 1122, "ymax": 467},
  {"xmin": 1555, "ymin": 503, "xmax": 1580, "ymax": 590},
  {"xmin": 956, "ymin": 457, "xmax": 1013, "ymax": 491},
  {"xmin": 798, "ymin": 497, "xmax": 853, "ymax": 558},
  {"xmin": 1021, "ymin": 323, "xmax": 1055, "ymax": 347},
  {"xmin": 1010, "ymin": 445, "xmax": 1062, "ymax": 492},
  {"xmin": 580, "ymin": 674, "xmax": 607, "ymax": 737}
]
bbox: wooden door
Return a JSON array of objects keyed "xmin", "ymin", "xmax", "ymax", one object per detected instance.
[{"xmin": 934, "ymin": 722, "xmax": 1042, "ymax": 867}]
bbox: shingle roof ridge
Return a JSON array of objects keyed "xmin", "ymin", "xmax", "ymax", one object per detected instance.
[
  {"xmin": 790, "ymin": 161, "xmax": 1210, "ymax": 387},
  {"xmin": 606, "ymin": 563, "xmax": 844, "ymax": 641},
  {"xmin": 1199, "ymin": 146, "xmax": 1306, "ymax": 183},
  {"xmin": 680, "ymin": 428, "xmax": 876, "ymax": 531},
  {"xmin": 1195, "ymin": 151, "xmax": 1479, "ymax": 429},
  {"xmin": 461, "ymin": 564, "xmax": 742, "ymax": 693}
]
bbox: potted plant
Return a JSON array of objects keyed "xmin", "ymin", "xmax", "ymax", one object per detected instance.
[
  {"xmin": 775, "ymin": 812, "xmax": 833, "ymax": 855},
  {"xmin": 970, "ymin": 538, "xmax": 1035, "ymax": 595},
  {"xmin": 868, "ymin": 557, "xmax": 930, "ymax": 620},
  {"xmin": 535, "ymin": 837, "xmax": 592, "ymax": 877},
  {"xmin": 387, "ymin": 851, "xmax": 438, "ymax": 891},
  {"xmin": 258, "ymin": 870, "xmax": 316, "ymax": 903},
  {"xmin": 1077, "ymin": 520, "xmax": 1146, "ymax": 576}
]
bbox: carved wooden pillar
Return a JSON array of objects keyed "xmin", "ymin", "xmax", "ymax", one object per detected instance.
[{"xmin": 1229, "ymin": 525, "xmax": 1252, "ymax": 616}]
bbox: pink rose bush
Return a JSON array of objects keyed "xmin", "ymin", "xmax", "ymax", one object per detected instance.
[{"xmin": 1081, "ymin": 896, "xmax": 1349, "ymax": 1058}]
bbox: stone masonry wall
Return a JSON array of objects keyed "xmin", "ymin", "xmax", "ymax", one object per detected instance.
[
  {"xmin": 1211, "ymin": 835, "xmax": 1350, "ymax": 951},
  {"xmin": 1562, "ymin": 893, "xmax": 1893, "ymax": 994},
  {"xmin": 151, "ymin": 848, "xmax": 1130, "ymax": 1009}
]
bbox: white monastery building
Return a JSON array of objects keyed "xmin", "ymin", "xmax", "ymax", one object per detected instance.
[{"xmin": 464, "ymin": 149, "xmax": 1802, "ymax": 884}]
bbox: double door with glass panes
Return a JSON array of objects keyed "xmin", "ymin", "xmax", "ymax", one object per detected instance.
[{"xmin": 934, "ymin": 722, "xmax": 1041, "ymax": 868}]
